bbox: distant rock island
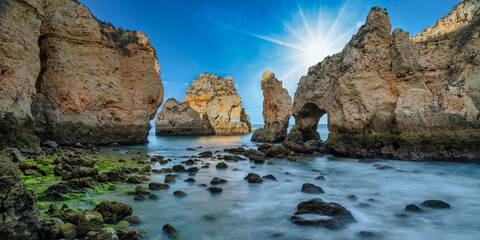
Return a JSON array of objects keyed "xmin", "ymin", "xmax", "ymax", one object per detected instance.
[
  {"xmin": 286, "ymin": 1, "xmax": 480, "ymax": 161},
  {"xmin": 0, "ymin": 0, "xmax": 164, "ymax": 152},
  {"xmin": 155, "ymin": 98, "xmax": 214, "ymax": 136},
  {"xmin": 156, "ymin": 73, "xmax": 253, "ymax": 136},
  {"xmin": 251, "ymin": 70, "xmax": 292, "ymax": 143}
]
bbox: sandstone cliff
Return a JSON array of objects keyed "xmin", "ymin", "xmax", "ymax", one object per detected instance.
[
  {"xmin": 183, "ymin": 73, "xmax": 253, "ymax": 135},
  {"xmin": 251, "ymin": 70, "xmax": 292, "ymax": 142},
  {"xmin": 288, "ymin": 1, "xmax": 480, "ymax": 161},
  {"xmin": 0, "ymin": 0, "xmax": 164, "ymax": 150},
  {"xmin": 155, "ymin": 98, "xmax": 214, "ymax": 136}
]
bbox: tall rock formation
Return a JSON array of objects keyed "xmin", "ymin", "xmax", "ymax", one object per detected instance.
[
  {"xmin": 251, "ymin": 70, "xmax": 292, "ymax": 142},
  {"xmin": 155, "ymin": 98, "xmax": 214, "ymax": 136},
  {"xmin": 287, "ymin": 2, "xmax": 480, "ymax": 161},
  {"xmin": 0, "ymin": 0, "xmax": 164, "ymax": 150},
  {"xmin": 183, "ymin": 73, "xmax": 253, "ymax": 135}
]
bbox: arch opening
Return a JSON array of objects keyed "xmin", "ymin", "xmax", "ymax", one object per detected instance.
[{"xmin": 295, "ymin": 103, "xmax": 327, "ymax": 142}]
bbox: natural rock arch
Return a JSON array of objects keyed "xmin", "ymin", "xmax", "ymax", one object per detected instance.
[{"xmin": 287, "ymin": 103, "xmax": 326, "ymax": 144}]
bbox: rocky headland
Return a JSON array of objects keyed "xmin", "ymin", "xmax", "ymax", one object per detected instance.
[
  {"xmin": 251, "ymin": 70, "xmax": 292, "ymax": 143},
  {"xmin": 157, "ymin": 73, "xmax": 253, "ymax": 136},
  {"xmin": 155, "ymin": 98, "xmax": 215, "ymax": 136},
  {"xmin": 0, "ymin": 0, "xmax": 164, "ymax": 152},
  {"xmin": 286, "ymin": 1, "xmax": 480, "ymax": 161}
]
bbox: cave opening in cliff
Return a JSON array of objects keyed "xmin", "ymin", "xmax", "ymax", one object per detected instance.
[{"xmin": 296, "ymin": 103, "xmax": 327, "ymax": 142}]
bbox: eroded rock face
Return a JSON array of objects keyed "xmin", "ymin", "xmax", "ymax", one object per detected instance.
[
  {"xmin": 288, "ymin": 3, "xmax": 480, "ymax": 161},
  {"xmin": 155, "ymin": 98, "xmax": 214, "ymax": 136},
  {"xmin": 183, "ymin": 73, "xmax": 253, "ymax": 135},
  {"xmin": 0, "ymin": 0, "xmax": 43, "ymax": 152},
  {"xmin": 251, "ymin": 70, "xmax": 292, "ymax": 142},
  {"xmin": 0, "ymin": 0, "xmax": 164, "ymax": 149},
  {"xmin": 0, "ymin": 157, "xmax": 44, "ymax": 239}
]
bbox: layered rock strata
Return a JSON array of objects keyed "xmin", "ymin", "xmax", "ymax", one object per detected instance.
[
  {"xmin": 0, "ymin": 0, "xmax": 164, "ymax": 150},
  {"xmin": 155, "ymin": 98, "xmax": 214, "ymax": 135},
  {"xmin": 287, "ymin": 2, "xmax": 480, "ymax": 161},
  {"xmin": 182, "ymin": 73, "xmax": 253, "ymax": 135},
  {"xmin": 251, "ymin": 70, "xmax": 292, "ymax": 142}
]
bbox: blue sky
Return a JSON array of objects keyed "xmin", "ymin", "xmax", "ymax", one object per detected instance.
[{"xmin": 80, "ymin": 0, "xmax": 459, "ymax": 124}]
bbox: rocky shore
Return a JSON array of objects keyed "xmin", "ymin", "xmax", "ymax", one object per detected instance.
[{"xmin": 286, "ymin": 1, "xmax": 480, "ymax": 161}]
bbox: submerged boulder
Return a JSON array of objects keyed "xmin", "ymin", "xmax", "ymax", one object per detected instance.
[
  {"xmin": 155, "ymin": 98, "xmax": 214, "ymax": 136},
  {"xmin": 252, "ymin": 70, "xmax": 292, "ymax": 143},
  {"xmin": 183, "ymin": 73, "xmax": 254, "ymax": 135},
  {"xmin": 290, "ymin": 198, "xmax": 355, "ymax": 229}
]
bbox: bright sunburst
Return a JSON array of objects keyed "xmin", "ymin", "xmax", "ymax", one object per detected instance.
[{"xmin": 228, "ymin": 1, "xmax": 363, "ymax": 87}]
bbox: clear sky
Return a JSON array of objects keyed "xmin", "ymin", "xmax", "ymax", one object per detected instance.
[{"xmin": 80, "ymin": 0, "xmax": 459, "ymax": 124}]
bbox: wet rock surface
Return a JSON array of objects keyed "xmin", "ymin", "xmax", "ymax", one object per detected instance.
[{"xmin": 290, "ymin": 199, "xmax": 356, "ymax": 229}]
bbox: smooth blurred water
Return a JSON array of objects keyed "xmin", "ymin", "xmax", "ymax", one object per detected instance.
[{"xmin": 86, "ymin": 124, "xmax": 480, "ymax": 240}]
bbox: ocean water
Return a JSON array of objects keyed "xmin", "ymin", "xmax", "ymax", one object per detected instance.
[{"xmin": 85, "ymin": 124, "xmax": 480, "ymax": 240}]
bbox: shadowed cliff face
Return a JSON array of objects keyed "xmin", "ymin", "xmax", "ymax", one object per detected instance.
[
  {"xmin": 0, "ymin": 0, "xmax": 164, "ymax": 149},
  {"xmin": 289, "ymin": 2, "xmax": 480, "ymax": 161},
  {"xmin": 251, "ymin": 70, "xmax": 292, "ymax": 143}
]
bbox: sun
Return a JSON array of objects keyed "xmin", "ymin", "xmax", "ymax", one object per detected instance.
[{"xmin": 227, "ymin": 1, "xmax": 361, "ymax": 84}]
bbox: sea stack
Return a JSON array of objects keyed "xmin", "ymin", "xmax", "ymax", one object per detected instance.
[
  {"xmin": 182, "ymin": 73, "xmax": 254, "ymax": 135},
  {"xmin": 286, "ymin": 2, "xmax": 480, "ymax": 161},
  {"xmin": 251, "ymin": 70, "xmax": 292, "ymax": 142},
  {"xmin": 155, "ymin": 98, "xmax": 214, "ymax": 136},
  {"xmin": 0, "ymin": 0, "xmax": 164, "ymax": 150}
]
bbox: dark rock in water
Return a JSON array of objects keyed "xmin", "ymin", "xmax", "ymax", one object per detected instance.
[
  {"xmin": 164, "ymin": 174, "xmax": 177, "ymax": 183},
  {"xmin": 134, "ymin": 195, "xmax": 146, "ymax": 201},
  {"xmin": 301, "ymin": 183, "xmax": 324, "ymax": 194},
  {"xmin": 149, "ymin": 182, "xmax": 169, "ymax": 190},
  {"xmin": 98, "ymin": 169, "xmax": 127, "ymax": 183},
  {"xmin": 203, "ymin": 214, "xmax": 220, "ymax": 221},
  {"xmin": 258, "ymin": 143, "xmax": 274, "ymax": 152},
  {"xmin": 198, "ymin": 184, "xmax": 208, "ymax": 187},
  {"xmin": 244, "ymin": 173, "xmax": 263, "ymax": 183},
  {"xmin": 173, "ymin": 190, "xmax": 187, "ymax": 197},
  {"xmin": 186, "ymin": 167, "xmax": 198, "ymax": 173},
  {"xmin": 421, "ymin": 200, "xmax": 451, "ymax": 209},
  {"xmin": 290, "ymin": 198, "xmax": 355, "ymax": 229},
  {"xmin": 359, "ymin": 158, "xmax": 383, "ymax": 163},
  {"xmin": 262, "ymin": 174, "xmax": 277, "ymax": 181},
  {"xmin": 315, "ymin": 176, "xmax": 325, "ymax": 180},
  {"xmin": 0, "ymin": 158, "xmax": 44, "ymax": 239},
  {"xmin": 207, "ymin": 187, "xmax": 223, "ymax": 193},
  {"xmin": 77, "ymin": 210, "xmax": 104, "ymax": 237},
  {"xmin": 395, "ymin": 213, "xmax": 408, "ymax": 218},
  {"xmin": 358, "ymin": 203, "xmax": 370, "ymax": 208},
  {"xmin": 405, "ymin": 204, "xmax": 423, "ymax": 213},
  {"xmin": 50, "ymin": 204, "xmax": 82, "ymax": 224},
  {"xmin": 163, "ymin": 224, "xmax": 179, "ymax": 238},
  {"xmin": 199, "ymin": 151, "xmax": 213, "ymax": 158},
  {"xmin": 216, "ymin": 162, "xmax": 228, "ymax": 169},
  {"xmin": 347, "ymin": 195, "xmax": 357, "ymax": 201},
  {"xmin": 269, "ymin": 233, "xmax": 283, "ymax": 238},
  {"xmin": 264, "ymin": 145, "xmax": 291, "ymax": 158},
  {"xmin": 210, "ymin": 177, "xmax": 228, "ymax": 185},
  {"xmin": 149, "ymin": 194, "xmax": 159, "ymax": 200},
  {"xmin": 358, "ymin": 231, "xmax": 382, "ymax": 238},
  {"xmin": 201, "ymin": 165, "xmax": 210, "ymax": 169},
  {"xmin": 377, "ymin": 165, "xmax": 395, "ymax": 170},
  {"xmin": 187, "ymin": 148, "xmax": 195, "ymax": 151},
  {"xmin": 127, "ymin": 176, "xmax": 142, "ymax": 184},
  {"xmin": 123, "ymin": 215, "xmax": 141, "ymax": 224},
  {"xmin": 225, "ymin": 147, "xmax": 246, "ymax": 154},
  {"xmin": 94, "ymin": 200, "xmax": 133, "ymax": 224},
  {"xmin": 117, "ymin": 227, "xmax": 143, "ymax": 240},
  {"xmin": 172, "ymin": 164, "xmax": 186, "ymax": 172},
  {"xmin": 185, "ymin": 178, "xmax": 196, "ymax": 182}
]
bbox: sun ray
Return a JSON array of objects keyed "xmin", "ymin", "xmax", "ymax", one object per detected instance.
[
  {"xmin": 325, "ymin": 1, "xmax": 349, "ymax": 43},
  {"xmin": 296, "ymin": 0, "xmax": 315, "ymax": 42},
  {"xmin": 227, "ymin": 26, "xmax": 305, "ymax": 51}
]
